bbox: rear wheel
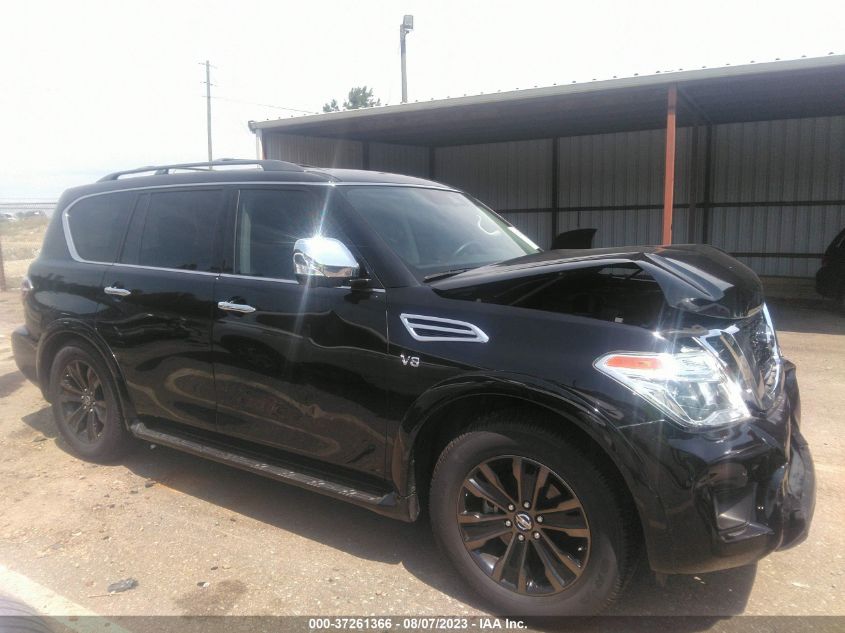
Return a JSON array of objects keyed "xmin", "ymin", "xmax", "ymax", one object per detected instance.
[
  {"xmin": 429, "ymin": 413, "xmax": 636, "ymax": 616},
  {"xmin": 48, "ymin": 343, "xmax": 133, "ymax": 462}
]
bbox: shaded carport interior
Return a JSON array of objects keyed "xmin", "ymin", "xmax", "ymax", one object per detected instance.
[{"xmin": 251, "ymin": 55, "xmax": 845, "ymax": 279}]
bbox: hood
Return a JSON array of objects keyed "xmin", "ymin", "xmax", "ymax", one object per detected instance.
[{"xmin": 431, "ymin": 244, "xmax": 763, "ymax": 320}]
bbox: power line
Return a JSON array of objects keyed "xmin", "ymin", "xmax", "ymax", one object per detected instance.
[{"xmin": 210, "ymin": 95, "xmax": 318, "ymax": 115}]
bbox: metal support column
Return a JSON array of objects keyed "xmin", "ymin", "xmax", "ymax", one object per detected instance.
[
  {"xmin": 428, "ymin": 146, "xmax": 436, "ymax": 180},
  {"xmin": 550, "ymin": 138, "xmax": 559, "ymax": 246},
  {"xmin": 362, "ymin": 141, "xmax": 370, "ymax": 170},
  {"xmin": 700, "ymin": 124, "xmax": 714, "ymax": 244},
  {"xmin": 255, "ymin": 129, "xmax": 265, "ymax": 160},
  {"xmin": 687, "ymin": 124, "xmax": 700, "ymax": 243},
  {"xmin": 662, "ymin": 85, "xmax": 678, "ymax": 244}
]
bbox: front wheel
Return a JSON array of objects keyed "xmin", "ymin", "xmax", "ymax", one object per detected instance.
[
  {"xmin": 429, "ymin": 414, "xmax": 637, "ymax": 616},
  {"xmin": 48, "ymin": 343, "xmax": 133, "ymax": 462}
]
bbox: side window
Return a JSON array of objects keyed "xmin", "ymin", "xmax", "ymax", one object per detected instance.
[
  {"xmin": 235, "ymin": 188, "xmax": 339, "ymax": 280},
  {"xmin": 122, "ymin": 189, "xmax": 223, "ymax": 271},
  {"xmin": 66, "ymin": 192, "xmax": 135, "ymax": 262}
]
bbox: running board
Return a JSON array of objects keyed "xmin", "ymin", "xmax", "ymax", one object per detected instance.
[{"xmin": 129, "ymin": 421, "xmax": 417, "ymax": 521}]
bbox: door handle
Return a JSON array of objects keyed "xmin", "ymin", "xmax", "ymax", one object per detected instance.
[
  {"xmin": 104, "ymin": 286, "xmax": 131, "ymax": 297},
  {"xmin": 217, "ymin": 301, "xmax": 256, "ymax": 314}
]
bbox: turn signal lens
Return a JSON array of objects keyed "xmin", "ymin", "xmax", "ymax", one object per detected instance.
[
  {"xmin": 604, "ymin": 355, "xmax": 663, "ymax": 371},
  {"xmin": 595, "ymin": 350, "xmax": 751, "ymax": 429}
]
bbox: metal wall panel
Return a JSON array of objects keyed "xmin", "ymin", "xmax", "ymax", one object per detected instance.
[
  {"xmin": 434, "ymin": 140, "xmax": 553, "ymax": 210},
  {"xmin": 711, "ymin": 117, "xmax": 845, "ymax": 203},
  {"xmin": 707, "ymin": 116, "xmax": 845, "ymax": 276},
  {"xmin": 369, "ymin": 143, "xmax": 430, "ymax": 177},
  {"xmin": 558, "ymin": 129, "xmax": 664, "ymax": 208},
  {"xmin": 498, "ymin": 211, "xmax": 553, "ymax": 250},
  {"xmin": 555, "ymin": 128, "xmax": 697, "ymax": 247},
  {"xmin": 264, "ymin": 133, "xmax": 363, "ymax": 168},
  {"xmin": 709, "ymin": 204, "xmax": 845, "ymax": 277}
]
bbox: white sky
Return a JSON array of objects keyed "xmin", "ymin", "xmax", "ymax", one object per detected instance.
[{"xmin": 1, "ymin": 0, "xmax": 843, "ymax": 199}]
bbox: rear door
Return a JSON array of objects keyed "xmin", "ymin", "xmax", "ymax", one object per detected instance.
[
  {"xmin": 61, "ymin": 191, "xmax": 138, "ymax": 326},
  {"xmin": 211, "ymin": 186, "xmax": 389, "ymax": 479},
  {"xmin": 97, "ymin": 187, "xmax": 227, "ymax": 432}
]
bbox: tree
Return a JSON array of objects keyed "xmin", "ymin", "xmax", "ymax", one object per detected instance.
[{"xmin": 322, "ymin": 86, "xmax": 381, "ymax": 113}]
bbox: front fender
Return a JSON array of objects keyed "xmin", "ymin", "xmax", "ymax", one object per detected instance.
[{"xmin": 392, "ymin": 371, "xmax": 673, "ymax": 559}]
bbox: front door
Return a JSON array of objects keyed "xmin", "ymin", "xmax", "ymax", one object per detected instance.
[
  {"xmin": 211, "ymin": 187, "xmax": 389, "ymax": 479},
  {"xmin": 97, "ymin": 187, "xmax": 226, "ymax": 432}
]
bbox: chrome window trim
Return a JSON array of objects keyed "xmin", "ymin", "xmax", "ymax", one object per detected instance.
[
  {"xmin": 218, "ymin": 272, "xmax": 385, "ymax": 292},
  {"xmin": 62, "ymin": 182, "xmax": 457, "ymax": 268},
  {"xmin": 110, "ymin": 262, "xmax": 220, "ymax": 277},
  {"xmin": 400, "ymin": 313, "xmax": 489, "ymax": 343},
  {"xmin": 219, "ymin": 272, "xmax": 297, "ymax": 285}
]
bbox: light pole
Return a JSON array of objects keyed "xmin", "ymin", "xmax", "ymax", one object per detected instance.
[
  {"xmin": 204, "ymin": 60, "xmax": 213, "ymax": 163},
  {"xmin": 400, "ymin": 15, "xmax": 413, "ymax": 103}
]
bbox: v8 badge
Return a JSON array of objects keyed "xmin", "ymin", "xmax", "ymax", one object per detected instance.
[{"xmin": 400, "ymin": 354, "xmax": 420, "ymax": 368}]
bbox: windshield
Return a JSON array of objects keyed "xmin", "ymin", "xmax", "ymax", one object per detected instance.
[{"xmin": 340, "ymin": 186, "xmax": 541, "ymax": 280}]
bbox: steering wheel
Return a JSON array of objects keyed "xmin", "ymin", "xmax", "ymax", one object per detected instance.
[{"xmin": 450, "ymin": 240, "xmax": 483, "ymax": 260}]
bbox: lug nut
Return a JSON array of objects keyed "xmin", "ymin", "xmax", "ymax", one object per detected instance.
[
  {"xmin": 517, "ymin": 534, "xmax": 525, "ymax": 542},
  {"xmin": 523, "ymin": 501, "xmax": 531, "ymax": 509},
  {"xmin": 536, "ymin": 516, "xmax": 544, "ymax": 523},
  {"xmin": 505, "ymin": 520, "xmax": 512, "ymax": 527},
  {"xmin": 507, "ymin": 504, "xmax": 515, "ymax": 511},
  {"xmin": 533, "ymin": 532, "xmax": 540, "ymax": 540}
]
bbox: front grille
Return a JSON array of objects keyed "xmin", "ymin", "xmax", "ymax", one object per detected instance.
[
  {"xmin": 697, "ymin": 304, "xmax": 782, "ymax": 411},
  {"xmin": 742, "ymin": 307, "xmax": 782, "ymax": 401}
]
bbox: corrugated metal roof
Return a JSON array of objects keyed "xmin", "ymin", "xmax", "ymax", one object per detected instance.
[{"xmin": 250, "ymin": 54, "xmax": 845, "ymax": 146}]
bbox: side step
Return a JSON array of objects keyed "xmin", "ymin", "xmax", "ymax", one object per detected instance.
[{"xmin": 129, "ymin": 421, "xmax": 417, "ymax": 521}]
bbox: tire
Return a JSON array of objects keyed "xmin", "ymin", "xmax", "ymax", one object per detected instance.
[
  {"xmin": 48, "ymin": 343, "xmax": 134, "ymax": 462},
  {"xmin": 429, "ymin": 411, "xmax": 637, "ymax": 616}
]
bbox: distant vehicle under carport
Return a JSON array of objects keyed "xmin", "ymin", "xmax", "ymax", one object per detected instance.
[{"xmin": 816, "ymin": 227, "xmax": 845, "ymax": 307}]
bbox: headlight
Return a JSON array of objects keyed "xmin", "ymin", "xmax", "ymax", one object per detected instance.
[{"xmin": 594, "ymin": 348, "xmax": 751, "ymax": 429}]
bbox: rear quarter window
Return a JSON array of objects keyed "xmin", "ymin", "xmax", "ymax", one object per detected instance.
[{"xmin": 65, "ymin": 192, "xmax": 135, "ymax": 263}]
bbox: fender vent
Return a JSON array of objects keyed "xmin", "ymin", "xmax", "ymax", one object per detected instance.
[{"xmin": 399, "ymin": 313, "xmax": 489, "ymax": 343}]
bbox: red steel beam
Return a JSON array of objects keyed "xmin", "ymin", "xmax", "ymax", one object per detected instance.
[{"xmin": 662, "ymin": 85, "xmax": 678, "ymax": 244}]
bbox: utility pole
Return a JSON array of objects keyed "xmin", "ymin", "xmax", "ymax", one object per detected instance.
[
  {"xmin": 201, "ymin": 60, "xmax": 214, "ymax": 162},
  {"xmin": 400, "ymin": 15, "xmax": 413, "ymax": 103}
]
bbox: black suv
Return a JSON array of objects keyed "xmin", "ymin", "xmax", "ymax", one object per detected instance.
[{"xmin": 13, "ymin": 159, "xmax": 814, "ymax": 615}]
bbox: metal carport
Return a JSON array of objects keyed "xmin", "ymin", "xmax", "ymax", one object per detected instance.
[{"xmin": 249, "ymin": 55, "xmax": 845, "ymax": 280}]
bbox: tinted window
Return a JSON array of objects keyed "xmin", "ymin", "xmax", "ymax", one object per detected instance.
[
  {"xmin": 341, "ymin": 186, "xmax": 539, "ymax": 281},
  {"xmin": 124, "ymin": 189, "xmax": 223, "ymax": 271},
  {"xmin": 235, "ymin": 188, "xmax": 337, "ymax": 280},
  {"xmin": 66, "ymin": 192, "xmax": 135, "ymax": 262}
]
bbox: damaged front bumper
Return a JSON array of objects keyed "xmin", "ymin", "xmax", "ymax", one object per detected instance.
[{"xmin": 624, "ymin": 360, "xmax": 816, "ymax": 575}]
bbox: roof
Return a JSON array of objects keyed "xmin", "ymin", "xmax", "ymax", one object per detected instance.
[
  {"xmin": 61, "ymin": 163, "xmax": 448, "ymax": 199},
  {"xmin": 249, "ymin": 54, "xmax": 845, "ymax": 146}
]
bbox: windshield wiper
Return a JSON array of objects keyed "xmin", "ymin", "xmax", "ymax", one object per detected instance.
[{"xmin": 423, "ymin": 268, "xmax": 473, "ymax": 282}]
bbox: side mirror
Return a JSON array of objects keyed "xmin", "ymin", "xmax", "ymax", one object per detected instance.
[{"xmin": 293, "ymin": 236, "xmax": 360, "ymax": 286}]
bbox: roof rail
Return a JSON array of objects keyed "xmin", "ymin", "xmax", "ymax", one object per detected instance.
[{"xmin": 97, "ymin": 158, "xmax": 305, "ymax": 182}]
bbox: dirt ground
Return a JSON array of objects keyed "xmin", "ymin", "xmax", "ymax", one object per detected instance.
[
  {"xmin": 0, "ymin": 216, "xmax": 49, "ymax": 288},
  {"xmin": 0, "ymin": 291, "xmax": 842, "ymax": 621}
]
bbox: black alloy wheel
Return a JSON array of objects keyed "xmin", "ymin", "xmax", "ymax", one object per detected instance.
[
  {"xmin": 429, "ymin": 414, "xmax": 638, "ymax": 616},
  {"xmin": 458, "ymin": 456, "xmax": 590, "ymax": 595},
  {"xmin": 57, "ymin": 359, "xmax": 107, "ymax": 444},
  {"xmin": 49, "ymin": 343, "xmax": 134, "ymax": 461}
]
